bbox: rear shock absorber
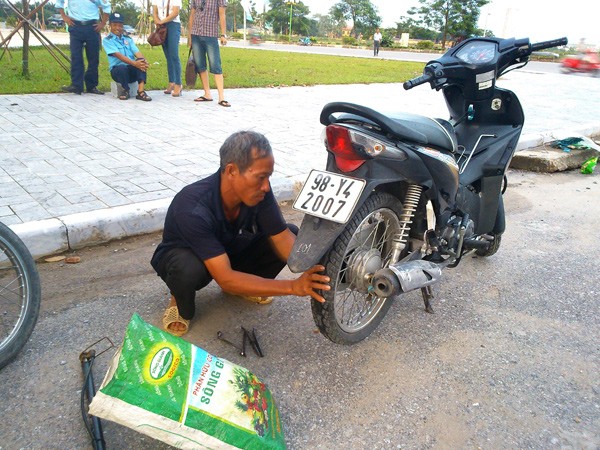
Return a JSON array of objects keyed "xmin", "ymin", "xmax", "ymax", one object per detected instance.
[{"xmin": 389, "ymin": 184, "xmax": 423, "ymax": 264}]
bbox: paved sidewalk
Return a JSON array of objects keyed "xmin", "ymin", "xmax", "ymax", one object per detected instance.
[{"xmin": 1, "ymin": 70, "xmax": 599, "ymax": 258}]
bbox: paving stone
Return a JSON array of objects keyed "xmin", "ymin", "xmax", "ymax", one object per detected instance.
[{"xmin": 0, "ymin": 73, "xmax": 599, "ymax": 257}]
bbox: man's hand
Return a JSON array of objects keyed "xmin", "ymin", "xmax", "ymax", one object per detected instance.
[
  {"xmin": 291, "ymin": 265, "xmax": 330, "ymax": 303},
  {"xmin": 135, "ymin": 58, "xmax": 149, "ymax": 72},
  {"xmin": 61, "ymin": 13, "xmax": 74, "ymax": 27},
  {"xmin": 94, "ymin": 21, "xmax": 106, "ymax": 32},
  {"xmin": 220, "ymin": 35, "xmax": 227, "ymax": 46}
]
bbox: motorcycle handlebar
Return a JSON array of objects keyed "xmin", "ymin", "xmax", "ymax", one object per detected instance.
[
  {"xmin": 531, "ymin": 37, "xmax": 568, "ymax": 51},
  {"xmin": 403, "ymin": 72, "xmax": 434, "ymax": 90}
]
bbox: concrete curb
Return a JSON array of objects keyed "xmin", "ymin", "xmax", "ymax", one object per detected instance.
[{"xmin": 13, "ymin": 124, "xmax": 600, "ymax": 261}]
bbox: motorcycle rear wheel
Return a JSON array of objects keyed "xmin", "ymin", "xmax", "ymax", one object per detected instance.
[{"xmin": 311, "ymin": 192, "xmax": 404, "ymax": 344}]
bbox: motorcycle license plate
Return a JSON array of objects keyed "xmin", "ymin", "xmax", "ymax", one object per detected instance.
[{"xmin": 293, "ymin": 170, "xmax": 365, "ymax": 223}]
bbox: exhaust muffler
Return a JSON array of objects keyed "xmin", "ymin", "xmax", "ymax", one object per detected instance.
[{"xmin": 372, "ymin": 260, "xmax": 442, "ymax": 298}]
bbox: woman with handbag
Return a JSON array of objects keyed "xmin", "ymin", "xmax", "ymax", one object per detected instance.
[{"xmin": 152, "ymin": 0, "xmax": 183, "ymax": 97}]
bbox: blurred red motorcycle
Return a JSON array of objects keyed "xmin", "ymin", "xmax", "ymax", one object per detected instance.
[{"xmin": 560, "ymin": 50, "xmax": 600, "ymax": 76}]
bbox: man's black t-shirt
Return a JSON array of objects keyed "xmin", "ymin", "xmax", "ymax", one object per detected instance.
[{"xmin": 151, "ymin": 170, "xmax": 287, "ymax": 272}]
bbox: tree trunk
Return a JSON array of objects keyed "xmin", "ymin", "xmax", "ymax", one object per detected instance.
[
  {"xmin": 441, "ymin": 6, "xmax": 449, "ymax": 50},
  {"xmin": 22, "ymin": 0, "xmax": 29, "ymax": 76}
]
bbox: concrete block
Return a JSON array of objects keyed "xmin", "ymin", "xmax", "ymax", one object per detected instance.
[
  {"xmin": 9, "ymin": 219, "xmax": 69, "ymax": 260},
  {"xmin": 110, "ymin": 81, "xmax": 139, "ymax": 98},
  {"xmin": 271, "ymin": 177, "xmax": 297, "ymax": 203},
  {"xmin": 511, "ymin": 147, "xmax": 598, "ymax": 173},
  {"xmin": 61, "ymin": 198, "xmax": 172, "ymax": 249}
]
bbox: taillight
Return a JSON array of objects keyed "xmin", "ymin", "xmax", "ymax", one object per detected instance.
[{"xmin": 325, "ymin": 125, "xmax": 386, "ymax": 173}]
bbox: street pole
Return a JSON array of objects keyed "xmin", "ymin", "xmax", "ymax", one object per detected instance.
[
  {"xmin": 287, "ymin": 0, "xmax": 297, "ymax": 43},
  {"xmin": 288, "ymin": 2, "xmax": 292, "ymax": 43}
]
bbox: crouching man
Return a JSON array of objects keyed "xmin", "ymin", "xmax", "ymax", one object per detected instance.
[
  {"xmin": 102, "ymin": 12, "xmax": 152, "ymax": 101},
  {"xmin": 151, "ymin": 130, "xmax": 330, "ymax": 336}
]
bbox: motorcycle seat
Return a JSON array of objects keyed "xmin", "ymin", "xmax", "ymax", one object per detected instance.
[
  {"xmin": 321, "ymin": 102, "xmax": 457, "ymax": 153},
  {"xmin": 388, "ymin": 112, "xmax": 458, "ymax": 153}
]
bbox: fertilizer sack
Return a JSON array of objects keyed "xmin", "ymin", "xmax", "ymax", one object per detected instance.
[{"xmin": 89, "ymin": 314, "xmax": 286, "ymax": 450}]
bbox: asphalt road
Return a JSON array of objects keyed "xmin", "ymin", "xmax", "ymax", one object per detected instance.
[{"xmin": 0, "ymin": 168, "xmax": 598, "ymax": 449}]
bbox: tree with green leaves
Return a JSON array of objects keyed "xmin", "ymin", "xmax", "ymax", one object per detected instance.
[
  {"xmin": 407, "ymin": 0, "xmax": 489, "ymax": 49},
  {"xmin": 329, "ymin": 0, "xmax": 380, "ymax": 38},
  {"xmin": 264, "ymin": 0, "xmax": 311, "ymax": 37},
  {"xmin": 313, "ymin": 13, "xmax": 344, "ymax": 38},
  {"xmin": 110, "ymin": 0, "xmax": 139, "ymax": 26},
  {"xmin": 395, "ymin": 15, "xmax": 437, "ymax": 41},
  {"xmin": 226, "ymin": 0, "xmax": 258, "ymax": 33}
]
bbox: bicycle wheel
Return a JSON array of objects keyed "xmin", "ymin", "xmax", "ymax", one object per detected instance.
[{"xmin": 0, "ymin": 222, "xmax": 41, "ymax": 369}]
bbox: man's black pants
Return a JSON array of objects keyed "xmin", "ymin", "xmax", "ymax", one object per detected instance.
[
  {"xmin": 110, "ymin": 64, "xmax": 147, "ymax": 92},
  {"xmin": 156, "ymin": 224, "xmax": 298, "ymax": 320}
]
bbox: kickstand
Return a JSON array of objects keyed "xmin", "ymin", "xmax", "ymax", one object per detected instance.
[{"xmin": 421, "ymin": 285, "xmax": 434, "ymax": 314}]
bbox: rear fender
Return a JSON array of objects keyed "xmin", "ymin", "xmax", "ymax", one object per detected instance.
[{"xmin": 288, "ymin": 180, "xmax": 389, "ymax": 273}]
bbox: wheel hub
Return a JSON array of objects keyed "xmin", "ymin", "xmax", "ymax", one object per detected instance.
[{"xmin": 346, "ymin": 248, "xmax": 383, "ymax": 294}]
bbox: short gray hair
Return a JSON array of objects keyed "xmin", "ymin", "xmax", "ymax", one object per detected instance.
[{"xmin": 219, "ymin": 131, "xmax": 273, "ymax": 173}]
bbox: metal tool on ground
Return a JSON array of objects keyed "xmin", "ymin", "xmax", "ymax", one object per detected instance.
[
  {"xmin": 217, "ymin": 330, "xmax": 246, "ymax": 357},
  {"xmin": 79, "ymin": 337, "xmax": 115, "ymax": 450},
  {"xmin": 242, "ymin": 326, "xmax": 264, "ymax": 357}
]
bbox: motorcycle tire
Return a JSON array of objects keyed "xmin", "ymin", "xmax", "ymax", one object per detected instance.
[
  {"xmin": 0, "ymin": 222, "xmax": 41, "ymax": 370},
  {"xmin": 311, "ymin": 192, "xmax": 404, "ymax": 344}
]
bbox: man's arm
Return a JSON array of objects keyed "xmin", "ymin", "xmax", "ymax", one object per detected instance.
[
  {"xmin": 56, "ymin": 1, "xmax": 74, "ymax": 27},
  {"xmin": 219, "ymin": 6, "xmax": 227, "ymax": 45},
  {"xmin": 204, "ymin": 253, "xmax": 330, "ymax": 303},
  {"xmin": 187, "ymin": 7, "xmax": 195, "ymax": 47},
  {"xmin": 268, "ymin": 227, "xmax": 295, "ymax": 262},
  {"xmin": 109, "ymin": 52, "xmax": 149, "ymax": 71},
  {"xmin": 94, "ymin": 0, "xmax": 110, "ymax": 32},
  {"xmin": 94, "ymin": 12, "xmax": 108, "ymax": 32}
]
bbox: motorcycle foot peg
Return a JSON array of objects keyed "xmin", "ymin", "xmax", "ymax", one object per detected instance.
[{"xmin": 421, "ymin": 285, "xmax": 434, "ymax": 314}]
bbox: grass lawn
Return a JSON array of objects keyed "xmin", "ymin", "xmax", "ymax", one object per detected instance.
[{"xmin": 0, "ymin": 44, "xmax": 425, "ymax": 95}]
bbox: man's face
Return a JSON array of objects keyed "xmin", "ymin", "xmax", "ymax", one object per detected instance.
[
  {"xmin": 231, "ymin": 150, "xmax": 274, "ymax": 207},
  {"xmin": 110, "ymin": 22, "xmax": 123, "ymax": 36}
]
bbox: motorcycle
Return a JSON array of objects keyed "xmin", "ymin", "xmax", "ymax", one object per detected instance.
[
  {"xmin": 298, "ymin": 36, "xmax": 312, "ymax": 46},
  {"xmin": 560, "ymin": 50, "xmax": 600, "ymax": 76},
  {"xmin": 288, "ymin": 35, "xmax": 568, "ymax": 345}
]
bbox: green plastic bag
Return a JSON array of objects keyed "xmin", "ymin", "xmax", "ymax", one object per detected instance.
[
  {"xmin": 89, "ymin": 314, "xmax": 286, "ymax": 450},
  {"xmin": 581, "ymin": 156, "xmax": 598, "ymax": 174}
]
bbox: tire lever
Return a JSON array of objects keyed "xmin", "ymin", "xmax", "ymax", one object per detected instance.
[
  {"xmin": 217, "ymin": 331, "xmax": 246, "ymax": 357},
  {"xmin": 241, "ymin": 326, "xmax": 264, "ymax": 357}
]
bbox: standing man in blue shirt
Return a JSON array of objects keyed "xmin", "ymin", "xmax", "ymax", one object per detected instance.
[
  {"xmin": 56, "ymin": 0, "xmax": 110, "ymax": 95},
  {"xmin": 102, "ymin": 13, "xmax": 152, "ymax": 101}
]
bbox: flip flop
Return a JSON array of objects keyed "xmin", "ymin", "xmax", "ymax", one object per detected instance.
[
  {"xmin": 240, "ymin": 295, "xmax": 273, "ymax": 305},
  {"xmin": 223, "ymin": 290, "xmax": 273, "ymax": 305},
  {"xmin": 218, "ymin": 100, "xmax": 231, "ymax": 107},
  {"xmin": 194, "ymin": 96, "xmax": 213, "ymax": 102},
  {"xmin": 162, "ymin": 305, "xmax": 190, "ymax": 336}
]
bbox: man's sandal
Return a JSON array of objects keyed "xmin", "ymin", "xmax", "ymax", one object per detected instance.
[
  {"xmin": 136, "ymin": 90, "xmax": 152, "ymax": 102},
  {"xmin": 224, "ymin": 291, "xmax": 273, "ymax": 305},
  {"xmin": 162, "ymin": 305, "xmax": 190, "ymax": 336},
  {"xmin": 241, "ymin": 295, "xmax": 273, "ymax": 305},
  {"xmin": 118, "ymin": 92, "xmax": 130, "ymax": 100}
]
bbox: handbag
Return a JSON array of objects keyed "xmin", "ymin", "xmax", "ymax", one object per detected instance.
[
  {"xmin": 185, "ymin": 48, "xmax": 197, "ymax": 88},
  {"xmin": 147, "ymin": 0, "xmax": 170, "ymax": 46},
  {"xmin": 148, "ymin": 24, "xmax": 167, "ymax": 46}
]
